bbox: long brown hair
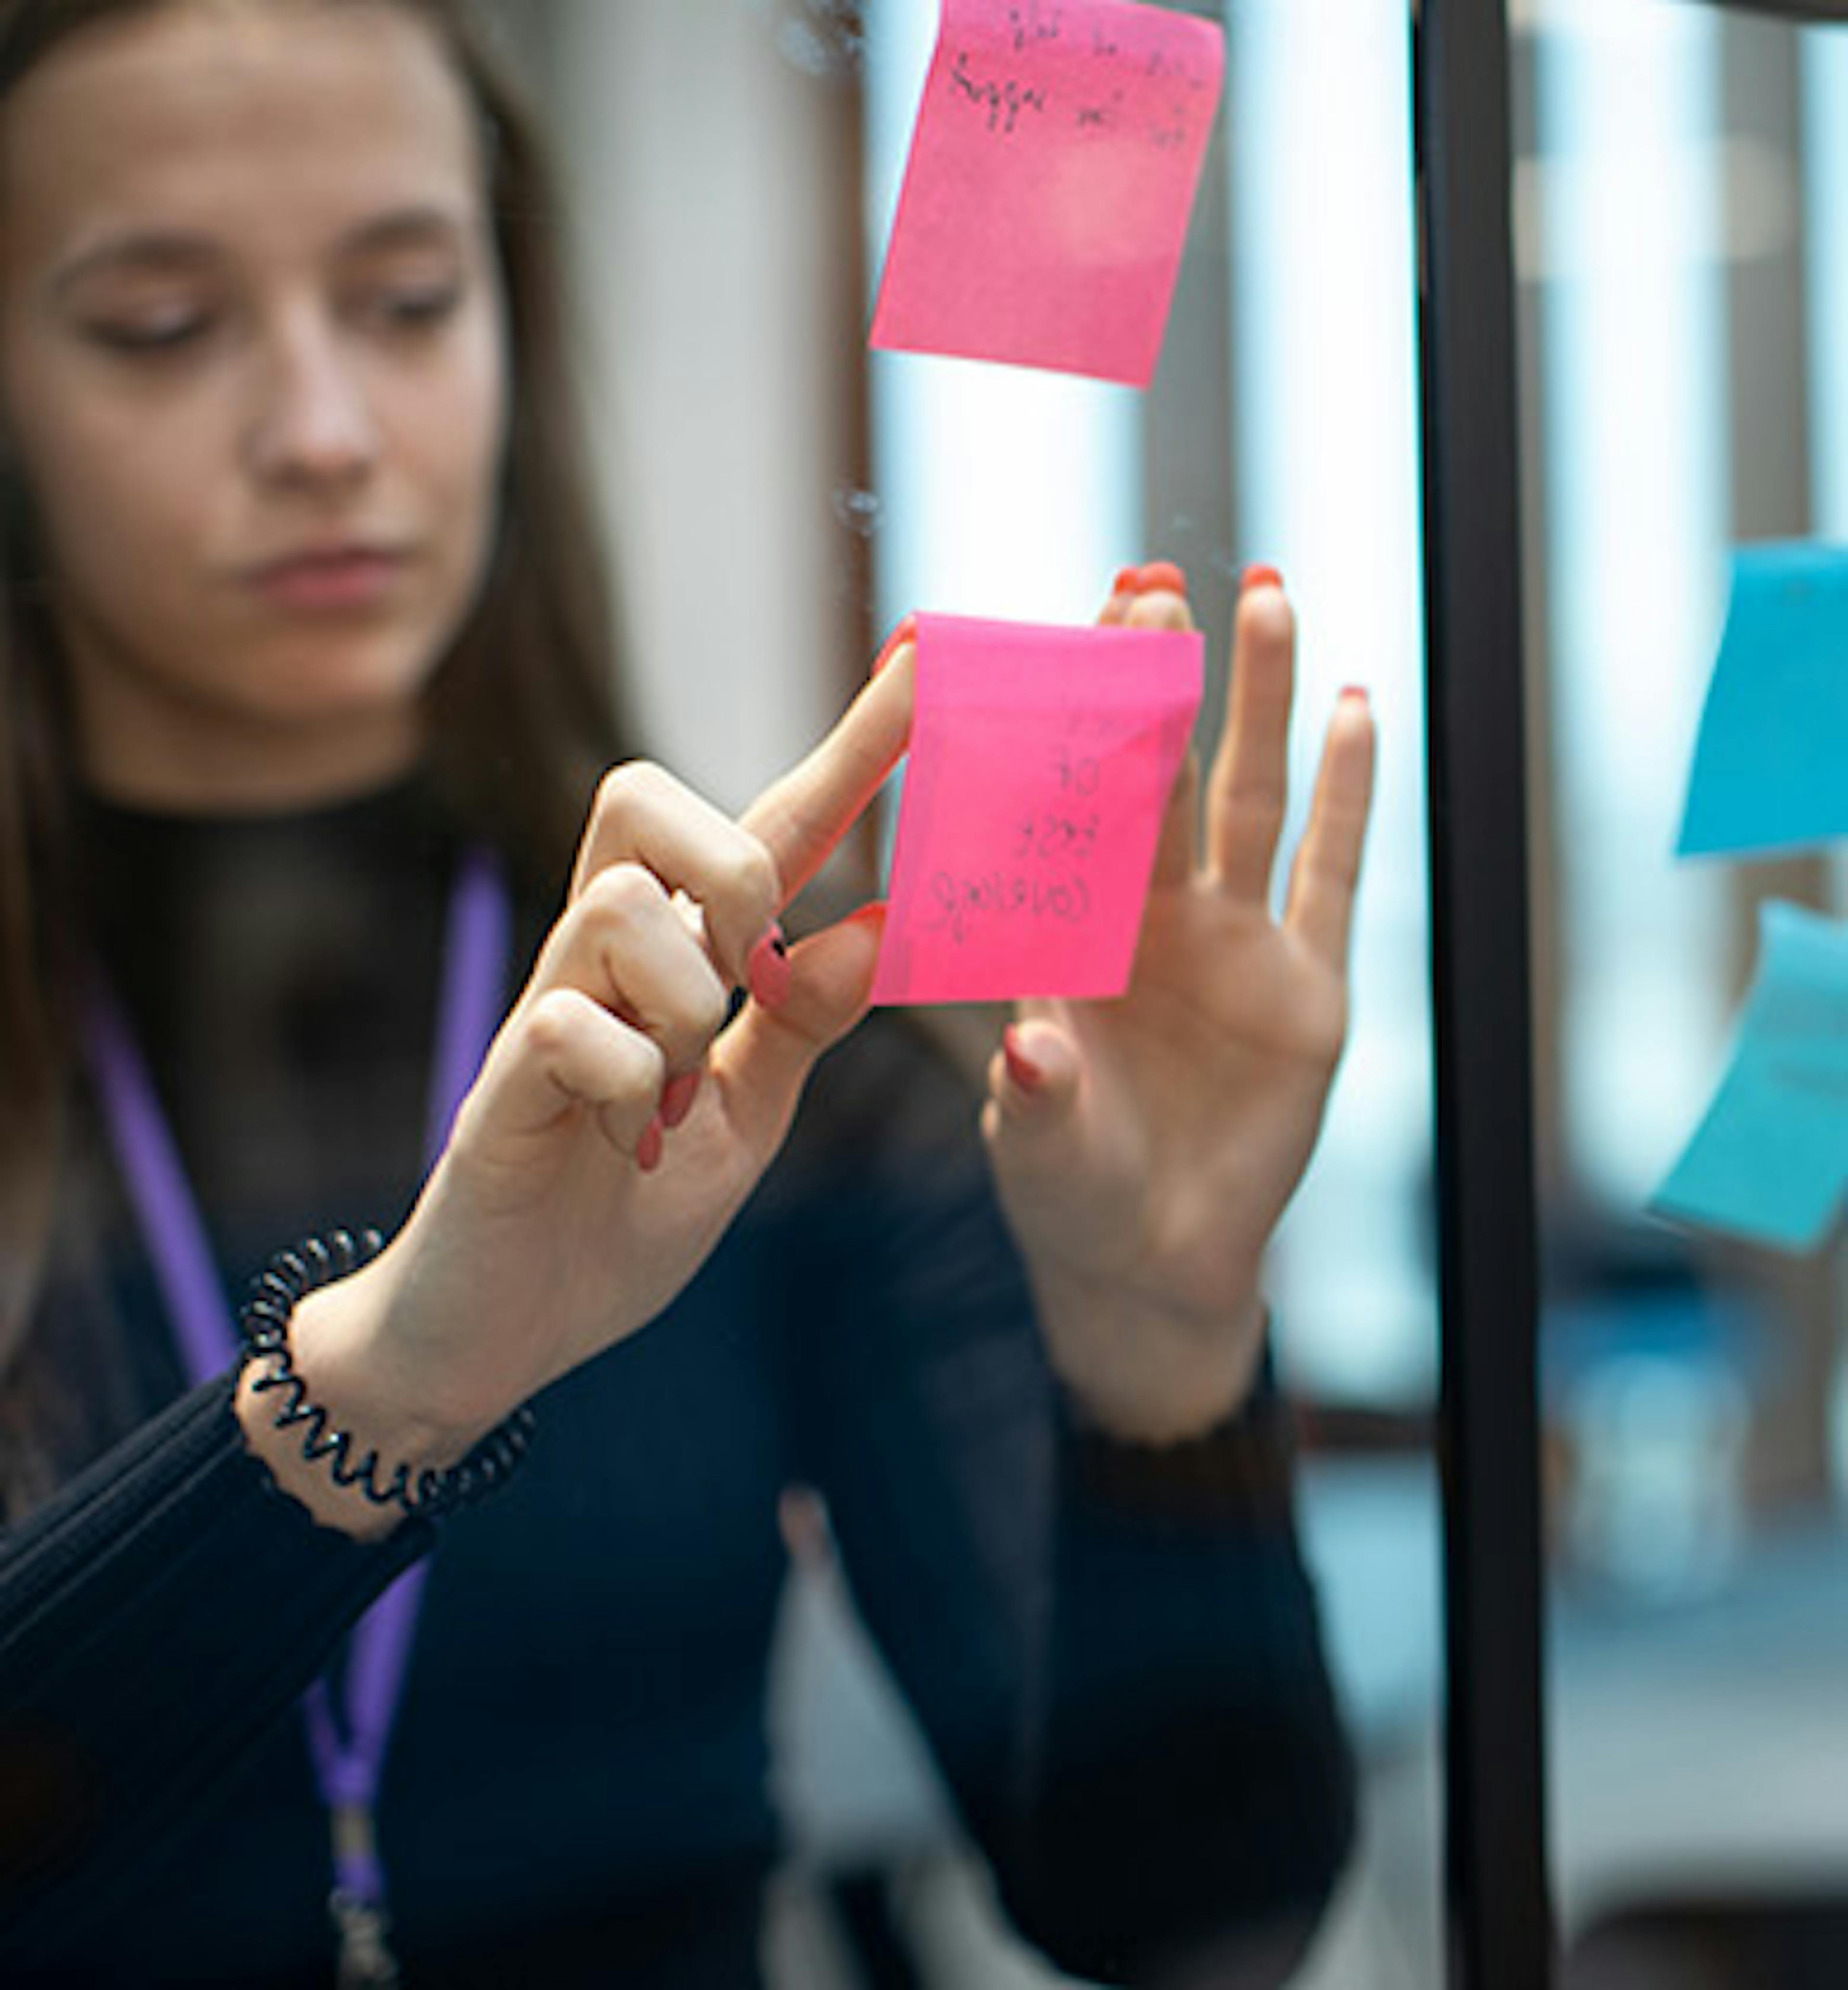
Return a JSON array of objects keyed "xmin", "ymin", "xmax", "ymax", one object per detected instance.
[{"xmin": 0, "ymin": 0, "xmax": 635, "ymax": 1507}]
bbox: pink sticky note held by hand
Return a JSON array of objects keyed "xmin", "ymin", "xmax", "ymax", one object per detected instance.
[
  {"xmin": 872, "ymin": 615, "xmax": 1203, "ymax": 1005},
  {"xmin": 871, "ymin": 0, "xmax": 1225, "ymax": 387}
]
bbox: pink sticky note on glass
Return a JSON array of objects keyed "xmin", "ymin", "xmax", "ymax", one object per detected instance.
[
  {"xmin": 871, "ymin": 0, "xmax": 1225, "ymax": 387},
  {"xmin": 872, "ymin": 614, "xmax": 1203, "ymax": 1005}
]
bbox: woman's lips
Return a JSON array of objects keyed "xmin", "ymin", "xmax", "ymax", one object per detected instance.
[{"xmin": 248, "ymin": 547, "xmax": 411, "ymax": 612}]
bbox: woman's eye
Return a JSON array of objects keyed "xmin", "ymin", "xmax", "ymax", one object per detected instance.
[
  {"xmin": 85, "ymin": 314, "xmax": 209, "ymax": 354},
  {"xmin": 370, "ymin": 286, "xmax": 462, "ymax": 332}
]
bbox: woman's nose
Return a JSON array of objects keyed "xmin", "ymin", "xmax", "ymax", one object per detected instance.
[{"xmin": 245, "ymin": 319, "xmax": 380, "ymax": 490}]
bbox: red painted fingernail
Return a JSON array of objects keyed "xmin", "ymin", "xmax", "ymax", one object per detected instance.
[
  {"xmin": 1340, "ymin": 684, "xmax": 1370, "ymax": 705},
  {"xmin": 747, "ymin": 925, "xmax": 792, "ymax": 1008},
  {"xmin": 660, "ymin": 1069, "xmax": 702, "ymax": 1130},
  {"xmin": 1134, "ymin": 559, "xmax": 1188, "ymax": 596},
  {"xmin": 871, "ymin": 614, "xmax": 917, "ymax": 679},
  {"xmin": 1240, "ymin": 563, "xmax": 1285, "ymax": 595},
  {"xmin": 636, "ymin": 1118, "xmax": 665, "ymax": 1172},
  {"xmin": 1001, "ymin": 1024, "xmax": 1044, "ymax": 1095},
  {"xmin": 1110, "ymin": 566, "xmax": 1142, "ymax": 597}
]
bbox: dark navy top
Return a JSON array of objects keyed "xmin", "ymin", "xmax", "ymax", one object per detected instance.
[{"xmin": 0, "ymin": 779, "xmax": 1353, "ymax": 1986}]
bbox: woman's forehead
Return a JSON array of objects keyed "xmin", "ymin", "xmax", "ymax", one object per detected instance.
[{"xmin": 2, "ymin": 3, "xmax": 485, "ymax": 267}]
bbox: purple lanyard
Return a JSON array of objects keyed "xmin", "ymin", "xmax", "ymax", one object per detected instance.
[{"xmin": 83, "ymin": 844, "xmax": 510, "ymax": 1917}]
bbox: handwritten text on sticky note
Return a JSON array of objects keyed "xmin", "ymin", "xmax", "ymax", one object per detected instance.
[
  {"xmin": 1677, "ymin": 543, "xmax": 1848, "ymax": 858},
  {"xmin": 1652, "ymin": 901, "xmax": 1848, "ymax": 1253},
  {"xmin": 871, "ymin": 0, "xmax": 1226, "ymax": 387},
  {"xmin": 871, "ymin": 614, "xmax": 1202, "ymax": 1005}
]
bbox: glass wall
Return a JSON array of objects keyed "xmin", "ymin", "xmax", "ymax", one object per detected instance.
[
  {"xmin": 536, "ymin": 2, "xmax": 1446, "ymax": 1983},
  {"xmin": 1513, "ymin": 1, "xmax": 1848, "ymax": 1980},
  {"xmin": 506, "ymin": 1, "xmax": 1848, "ymax": 1979}
]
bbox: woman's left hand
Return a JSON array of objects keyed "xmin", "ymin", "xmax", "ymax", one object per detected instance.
[{"xmin": 977, "ymin": 567, "xmax": 1376, "ymax": 1443}]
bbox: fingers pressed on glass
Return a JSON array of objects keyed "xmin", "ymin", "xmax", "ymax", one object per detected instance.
[
  {"xmin": 1206, "ymin": 583, "xmax": 1296, "ymax": 902},
  {"xmin": 1121, "ymin": 579, "xmax": 1196, "ymax": 636},
  {"xmin": 1098, "ymin": 563, "xmax": 1152, "ymax": 626},
  {"xmin": 1284, "ymin": 690, "xmax": 1377, "ymax": 974},
  {"xmin": 568, "ymin": 760, "xmax": 781, "ymax": 991},
  {"xmin": 533, "ymin": 862, "xmax": 732, "ymax": 1075},
  {"xmin": 740, "ymin": 644, "xmax": 915, "ymax": 904},
  {"xmin": 1112, "ymin": 586, "xmax": 1204, "ymax": 887},
  {"xmin": 1149, "ymin": 750, "xmax": 1201, "ymax": 889},
  {"xmin": 983, "ymin": 1017, "xmax": 1081, "ymax": 1127}
]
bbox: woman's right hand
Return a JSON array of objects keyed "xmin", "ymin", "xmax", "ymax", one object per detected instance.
[{"xmin": 240, "ymin": 652, "xmax": 913, "ymax": 1534}]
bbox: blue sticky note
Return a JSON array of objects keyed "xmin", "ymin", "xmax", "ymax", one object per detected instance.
[
  {"xmin": 1652, "ymin": 902, "xmax": 1848, "ymax": 1253},
  {"xmin": 1677, "ymin": 544, "xmax": 1848, "ymax": 858}
]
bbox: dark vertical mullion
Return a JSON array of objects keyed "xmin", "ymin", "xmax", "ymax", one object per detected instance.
[
  {"xmin": 1142, "ymin": 30, "xmax": 1237, "ymax": 693},
  {"xmin": 1412, "ymin": 2, "xmax": 1554, "ymax": 1986}
]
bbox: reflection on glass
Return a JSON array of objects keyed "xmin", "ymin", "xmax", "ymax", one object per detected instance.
[{"xmin": 1517, "ymin": 1, "xmax": 1848, "ymax": 1981}]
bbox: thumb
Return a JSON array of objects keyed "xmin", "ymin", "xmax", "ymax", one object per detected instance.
[
  {"xmin": 982, "ymin": 1016, "xmax": 1083, "ymax": 1149},
  {"xmin": 715, "ymin": 903, "xmax": 885, "ymax": 1157}
]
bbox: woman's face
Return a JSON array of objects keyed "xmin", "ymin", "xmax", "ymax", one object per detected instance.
[{"xmin": 0, "ymin": 1, "xmax": 509, "ymax": 807}]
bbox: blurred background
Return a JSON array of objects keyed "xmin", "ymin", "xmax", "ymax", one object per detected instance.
[
  {"xmin": 478, "ymin": 0, "xmax": 1846, "ymax": 1982},
  {"xmin": 1514, "ymin": 2, "xmax": 1848, "ymax": 1985}
]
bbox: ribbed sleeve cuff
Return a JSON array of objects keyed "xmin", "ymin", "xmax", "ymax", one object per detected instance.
[
  {"xmin": 0, "ymin": 1375, "xmax": 430, "ymax": 1943},
  {"xmin": 1055, "ymin": 1381, "xmax": 1299, "ymax": 1533}
]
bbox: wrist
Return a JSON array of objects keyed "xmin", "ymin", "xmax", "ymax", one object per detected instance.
[
  {"xmin": 233, "ymin": 1236, "xmax": 522, "ymax": 1542},
  {"xmin": 236, "ymin": 1359, "xmax": 408, "ymax": 1543},
  {"xmin": 1035, "ymin": 1276, "xmax": 1269, "ymax": 1446},
  {"xmin": 287, "ymin": 1255, "xmax": 497, "ymax": 1469}
]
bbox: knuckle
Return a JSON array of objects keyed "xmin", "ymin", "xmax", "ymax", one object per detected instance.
[
  {"xmin": 654, "ymin": 989, "xmax": 726, "ymax": 1072},
  {"xmin": 685, "ymin": 976, "xmax": 731, "ymax": 1046},
  {"xmin": 523, "ymin": 987, "xmax": 585, "ymax": 1061},
  {"xmin": 593, "ymin": 758, "xmax": 666, "ymax": 831},
  {"xmin": 581, "ymin": 861, "xmax": 661, "ymax": 928},
  {"xmin": 591, "ymin": 763, "xmax": 633, "ymax": 824},
  {"xmin": 1230, "ymin": 777, "xmax": 1286, "ymax": 818},
  {"xmin": 624, "ymin": 1029, "xmax": 667, "ymax": 1092}
]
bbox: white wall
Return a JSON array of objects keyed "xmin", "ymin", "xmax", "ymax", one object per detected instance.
[{"xmin": 548, "ymin": 1, "xmax": 853, "ymax": 812}]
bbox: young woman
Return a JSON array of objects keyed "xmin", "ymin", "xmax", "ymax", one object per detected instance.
[{"xmin": 0, "ymin": 2, "xmax": 1377, "ymax": 1984}]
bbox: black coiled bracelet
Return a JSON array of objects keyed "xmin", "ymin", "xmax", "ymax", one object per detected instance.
[{"xmin": 239, "ymin": 1229, "xmax": 536, "ymax": 1522}]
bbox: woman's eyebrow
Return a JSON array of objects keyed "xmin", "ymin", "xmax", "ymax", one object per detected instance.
[
  {"xmin": 50, "ymin": 231, "xmax": 221, "ymax": 297},
  {"xmin": 48, "ymin": 205, "xmax": 474, "ymax": 297},
  {"xmin": 339, "ymin": 205, "xmax": 474, "ymax": 257}
]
